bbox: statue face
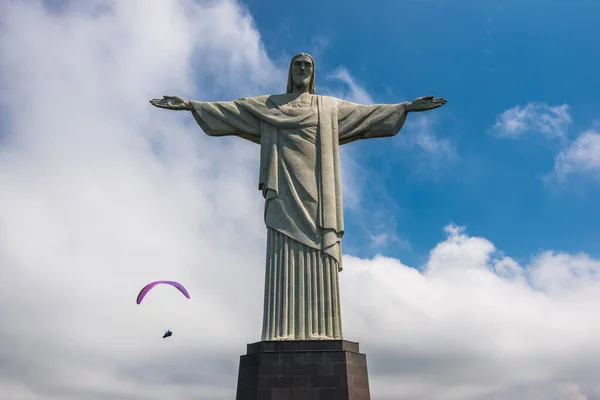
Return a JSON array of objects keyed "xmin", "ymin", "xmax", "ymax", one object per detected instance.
[{"xmin": 291, "ymin": 55, "xmax": 313, "ymax": 90}]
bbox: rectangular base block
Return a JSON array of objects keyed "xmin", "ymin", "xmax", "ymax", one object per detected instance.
[{"xmin": 236, "ymin": 340, "xmax": 370, "ymax": 400}]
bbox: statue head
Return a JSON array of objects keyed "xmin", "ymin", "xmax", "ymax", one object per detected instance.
[{"xmin": 286, "ymin": 53, "xmax": 316, "ymax": 94}]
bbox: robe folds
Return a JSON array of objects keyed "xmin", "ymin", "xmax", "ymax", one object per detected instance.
[{"xmin": 189, "ymin": 94, "xmax": 408, "ymax": 340}]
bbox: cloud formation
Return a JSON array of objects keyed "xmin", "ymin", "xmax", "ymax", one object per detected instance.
[
  {"xmin": 396, "ymin": 113, "xmax": 457, "ymax": 169},
  {"xmin": 1, "ymin": 2, "xmax": 599, "ymax": 400},
  {"xmin": 553, "ymin": 130, "xmax": 600, "ymax": 181},
  {"xmin": 491, "ymin": 102, "xmax": 572, "ymax": 140},
  {"xmin": 342, "ymin": 225, "xmax": 600, "ymax": 400},
  {"xmin": 327, "ymin": 67, "xmax": 375, "ymax": 105},
  {"xmin": 492, "ymin": 103, "xmax": 600, "ymax": 183},
  {"xmin": 0, "ymin": 1, "xmax": 278, "ymax": 398}
]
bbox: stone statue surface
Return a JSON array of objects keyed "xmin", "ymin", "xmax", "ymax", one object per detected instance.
[{"xmin": 150, "ymin": 53, "xmax": 446, "ymax": 341}]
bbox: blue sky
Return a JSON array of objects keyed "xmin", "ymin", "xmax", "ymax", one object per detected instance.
[{"xmin": 240, "ymin": 0, "xmax": 600, "ymax": 266}]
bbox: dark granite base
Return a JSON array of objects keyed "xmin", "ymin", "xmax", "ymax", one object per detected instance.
[{"xmin": 236, "ymin": 340, "xmax": 370, "ymax": 400}]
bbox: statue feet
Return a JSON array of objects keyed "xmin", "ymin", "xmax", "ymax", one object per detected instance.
[
  {"xmin": 309, "ymin": 334, "xmax": 334, "ymax": 340},
  {"xmin": 271, "ymin": 335, "xmax": 295, "ymax": 341},
  {"xmin": 267, "ymin": 334, "xmax": 339, "ymax": 341}
]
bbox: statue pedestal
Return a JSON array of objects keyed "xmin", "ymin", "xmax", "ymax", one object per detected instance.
[{"xmin": 235, "ymin": 340, "xmax": 370, "ymax": 400}]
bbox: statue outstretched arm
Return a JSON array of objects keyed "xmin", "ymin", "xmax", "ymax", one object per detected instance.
[
  {"xmin": 337, "ymin": 96, "xmax": 447, "ymax": 145},
  {"xmin": 150, "ymin": 95, "xmax": 261, "ymax": 144}
]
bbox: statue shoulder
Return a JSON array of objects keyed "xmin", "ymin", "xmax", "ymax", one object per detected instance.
[
  {"xmin": 237, "ymin": 94, "xmax": 272, "ymax": 103},
  {"xmin": 320, "ymin": 94, "xmax": 342, "ymax": 102}
]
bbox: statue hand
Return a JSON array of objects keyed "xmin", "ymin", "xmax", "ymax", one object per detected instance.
[
  {"xmin": 149, "ymin": 95, "xmax": 191, "ymax": 111},
  {"xmin": 407, "ymin": 96, "xmax": 447, "ymax": 112}
]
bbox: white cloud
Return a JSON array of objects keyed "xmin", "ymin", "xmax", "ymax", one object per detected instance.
[
  {"xmin": 342, "ymin": 226, "xmax": 600, "ymax": 399},
  {"xmin": 396, "ymin": 113, "xmax": 457, "ymax": 167},
  {"xmin": 1, "ymin": 2, "xmax": 599, "ymax": 400},
  {"xmin": 492, "ymin": 103, "xmax": 600, "ymax": 183},
  {"xmin": 492, "ymin": 102, "xmax": 572, "ymax": 139},
  {"xmin": 367, "ymin": 231, "xmax": 410, "ymax": 251},
  {"xmin": 553, "ymin": 130, "xmax": 600, "ymax": 181},
  {"xmin": 327, "ymin": 66, "xmax": 375, "ymax": 104},
  {"xmin": 0, "ymin": 0, "xmax": 278, "ymax": 398}
]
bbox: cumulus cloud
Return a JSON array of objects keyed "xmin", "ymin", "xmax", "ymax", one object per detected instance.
[
  {"xmin": 342, "ymin": 225, "xmax": 600, "ymax": 400},
  {"xmin": 491, "ymin": 102, "xmax": 572, "ymax": 140},
  {"xmin": 553, "ymin": 130, "xmax": 600, "ymax": 181},
  {"xmin": 1, "ymin": 2, "xmax": 599, "ymax": 400},
  {"xmin": 0, "ymin": 0, "xmax": 278, "ymax": 398}
]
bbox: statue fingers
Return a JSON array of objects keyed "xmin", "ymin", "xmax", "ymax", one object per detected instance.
[
  {"xmin": 162, "ymin": 95, "xmax": 187, "ymax": 105},
  {"xmin": 151, "ymin": 101, "xmax": 173, "ymax": 109},
  {"xmin": 150, "ymin": 98, "xmax": 176, "ymax": 108}
]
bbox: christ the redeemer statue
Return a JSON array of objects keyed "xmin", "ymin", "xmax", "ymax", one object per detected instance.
[{"xmin": 150, "ymin": 53, "xmax": 446, "ymax": 341}]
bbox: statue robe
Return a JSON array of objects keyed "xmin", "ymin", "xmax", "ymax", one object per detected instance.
[{"xmin": 189, "ymin": 94, "xmax": 408, "ymax": 340}]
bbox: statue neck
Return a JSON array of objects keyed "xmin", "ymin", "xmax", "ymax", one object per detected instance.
[{"xmin": 292, "ymin": 84, "xmax": 311, "ymax": 94}]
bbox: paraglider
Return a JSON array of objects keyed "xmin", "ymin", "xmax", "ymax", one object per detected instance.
[
  {"xmin": 136, "ymin": 280, "xmax": 190, "ymax": 339},
  {"xmin": 136, "ymin": 280, "xmax": 190, "ymax": 304}
]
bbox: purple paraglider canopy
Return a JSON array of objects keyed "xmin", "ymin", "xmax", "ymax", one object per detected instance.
[{"xmin": 136, "ymin": 281, "xmax": 190, "ymax": 304}]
